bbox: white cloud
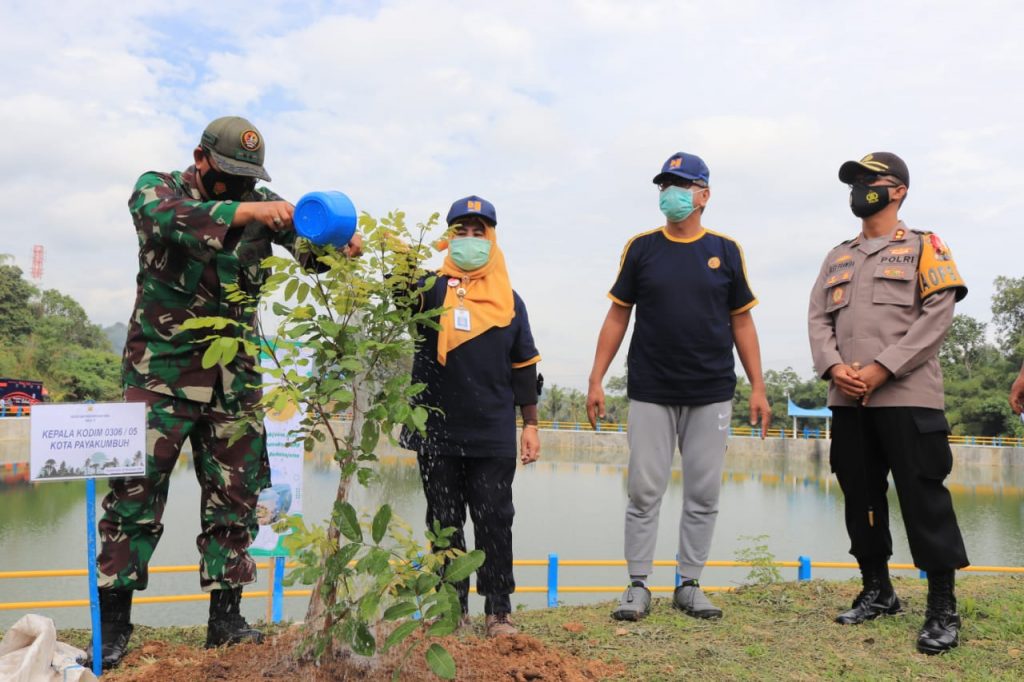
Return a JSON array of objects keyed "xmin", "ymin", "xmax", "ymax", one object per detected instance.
[{"xmin": 2, "ymin": 0, "xmax": 1022, "ymax": 391}]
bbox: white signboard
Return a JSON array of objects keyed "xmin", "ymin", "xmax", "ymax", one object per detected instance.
[{"xmin": 30, "ymin": 402, "xmax": 147, "ymax": 481}]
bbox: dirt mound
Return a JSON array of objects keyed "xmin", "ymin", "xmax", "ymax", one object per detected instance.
[{"xmin": 103, "ymin": 627, "xmax": 623, "ymax": 681}]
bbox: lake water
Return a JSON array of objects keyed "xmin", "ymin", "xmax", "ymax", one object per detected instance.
[{"xmin": 2, "ymin": 446, "xmax": 1022, "ymax": 629}]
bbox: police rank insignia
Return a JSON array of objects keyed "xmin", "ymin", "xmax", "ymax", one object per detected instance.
[
  {"xmin": 707, "ymin": 256, "xmax": 721, "ymax": 269},
  {"xmin": 893, "ymin": 228, "xmax": 906, "ymax": 241},
  {"xmin": 240, "ymin": 130, "xmax": 262, "ymax": 151}
]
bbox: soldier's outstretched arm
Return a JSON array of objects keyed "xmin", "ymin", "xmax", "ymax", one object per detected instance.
[{"xmin": 130, "ymin": 171, "xmax": 292, "ymax": 249}]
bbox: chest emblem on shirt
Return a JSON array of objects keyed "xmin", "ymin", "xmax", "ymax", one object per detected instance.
[
  {"xmin": 888, "ymin": 246, "xmax": 913, "ymax": 255},
  {"xmin": 883, "ymin": 267, "xmax": 906, "ymax": 278},
  {"xmin": 707, "ymin": 256, "xmax": 721, "ymax": 269},
  {"xmin": 832, "ymin": 287, "xmax": 845, "ymax": 305}
]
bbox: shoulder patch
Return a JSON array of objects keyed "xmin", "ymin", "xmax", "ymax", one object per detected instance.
[{"xmin": 918, "ymin": 233, "xmax": 967, "ymax": 302}]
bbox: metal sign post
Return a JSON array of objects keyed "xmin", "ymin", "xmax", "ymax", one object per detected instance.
[{"xmin": 86, "ymin": 477, "xmax": 102, "ymax": 676}]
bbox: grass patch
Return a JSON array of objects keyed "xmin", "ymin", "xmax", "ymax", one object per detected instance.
[
  {"xmin": 514, "ymin": 575, "xmax": 1024, "ymax": 681},
  {"xmin": 54, "ymin": 577, "xmax": 1024, "ymax": 680}
]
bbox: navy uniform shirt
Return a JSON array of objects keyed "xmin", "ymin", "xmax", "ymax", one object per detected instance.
[
  {"xmin": 610, "ymin": 227, "xmax": 756, "ymax": 406},
  {"xmin": 401, "ymin": 276, "xmax": 540, "ymax": 457}
]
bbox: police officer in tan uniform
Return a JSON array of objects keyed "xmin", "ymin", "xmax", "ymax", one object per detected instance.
[{"xmin": 808, "ymin": 152, "xmax": 969, "ymax": 655}]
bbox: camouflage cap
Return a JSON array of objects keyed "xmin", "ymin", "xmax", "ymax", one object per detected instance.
[{"xmin": 200, "ymin": 116, "xmax": 271, "ymax": 182}]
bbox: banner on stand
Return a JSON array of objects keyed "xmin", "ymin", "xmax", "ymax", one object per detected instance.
[{"xmin": 251, "ymin": 347, "xmax": 310, "ymax": 556}]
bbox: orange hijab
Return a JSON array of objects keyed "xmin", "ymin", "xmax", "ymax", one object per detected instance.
[{"xmin": 435, "ymin": 226, "xmax": 514, "ymax": 365}]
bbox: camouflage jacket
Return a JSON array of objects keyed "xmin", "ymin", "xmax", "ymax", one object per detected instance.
[{"xmin": 122, "ymin": 166, "xmax": 303, "ymax": 405}]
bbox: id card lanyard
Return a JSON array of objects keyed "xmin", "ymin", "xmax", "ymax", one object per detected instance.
[{"xmin": 453, "ymin": 276, "xmax": 471, "ymax": 331}]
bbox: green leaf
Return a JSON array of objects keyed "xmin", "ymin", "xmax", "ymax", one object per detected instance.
[
  {"xmin": 351, "ymin": 620, "xmax": 376, "ymax": 657},
  {"xmin": 355, "ymin": 547, "xmax": 391, "ymax": 574},
  {"xmin": 219, "ymin": 337, "xmax": 238, "ymax": 365},
  {"xmin": 335, "ymin": 502, "xmax": 362, "ymax": 543},
  {"xmin": 382, "ymin": 619, "xmax": 420, "ymax": 652},
  {"xmin": 371, "ymin": 504, "xmax": 392, "ymax": 545},
  {"xmin": 415, "ymin": 573, "xmax": 440, "ymax": 595},
  {"xmin": 427, "ymin": 614, "xmax": 458, "ymax": 637},
  {"xmin": 200, "ymin": 342, "xmax": 222, "ymax": 369},
  {"xmin": 425, "ymin": 644, "xmax": 456, "ymax": 680},
  {"xmin": 284, "ymin": 278, "xmax": 299, "ymax": 301},
  {"xmin": 382, "ymin": 601, "xmax": 419, "ymax": 621},
  {"xmin": 358, "ymin": 590, "xmax": 382, "ymax": 621},
  {"xmin": 411, "ymin": 406, "xmax": 428, "ymax": 431},
  {"xmin": 332, "ymin": 542, "xmax": 362, "ymax": 570},
  {"xmin": 442, "ymin": 550, "xmax": 485, "ymax": 584}
]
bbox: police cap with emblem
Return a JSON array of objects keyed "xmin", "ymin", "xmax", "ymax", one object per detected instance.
[
  {"xmin": 200, "ymin": 116, "xmax": 272, "ymax": 182},
  {"xmin": 839, "ymin": 152, "xmax": 909, "ymax": 188},
  {"xmin": 446, "ymin": 195, "xmax": 497, "ymax": 227}
]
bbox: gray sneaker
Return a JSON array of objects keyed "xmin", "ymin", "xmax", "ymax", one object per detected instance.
[
  {"xmin": 673, "ymin": 580, "xmax": 723, "ymax": 619},
  {"xmin": 612, "ymin": 582, "xmax": 652, "ymax": 621}
]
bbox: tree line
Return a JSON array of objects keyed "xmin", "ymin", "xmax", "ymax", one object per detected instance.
[
  {"xmin": 539, "ymin": 277, "xmax": 1024, "ymax": 438},
  {"xmin": 3, "ymin": 254, "xmax": 1022, "ymax": 436},
  {"xmin": 0, "ymin": 257, "xmax": 121, "ymax": 401}
]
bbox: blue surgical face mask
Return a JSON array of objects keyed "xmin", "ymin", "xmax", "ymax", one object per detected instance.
[
  {"xmin": 659, "ymin": 186, "xmax": 698, "ymax": 222},
  {"xmin": 449, "ymin": 237, "xmax": 492, "ymax": 271}
]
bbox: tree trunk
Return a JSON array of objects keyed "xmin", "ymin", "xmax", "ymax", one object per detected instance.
[{"xmin": 303, "ymin": 373, "xmax": 369, "ymax": 633}]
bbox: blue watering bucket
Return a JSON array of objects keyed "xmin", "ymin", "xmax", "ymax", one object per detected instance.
[{"xmin": 294, "ymin": 191, "xmax": 357, "ymax": 247}]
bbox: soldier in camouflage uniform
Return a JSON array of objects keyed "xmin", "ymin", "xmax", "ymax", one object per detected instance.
[{"xmin": 87, "ymin": 116, "xmax": 359, "ymax": 668}]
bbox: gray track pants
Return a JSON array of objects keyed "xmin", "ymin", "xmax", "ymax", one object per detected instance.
[{"xmin": 625, "ymin": 399, "xmax": 731, "ymax": 579}]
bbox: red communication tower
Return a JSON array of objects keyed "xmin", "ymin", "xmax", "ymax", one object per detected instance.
[{"xmin": 31, "ymin": 245, "xmax": 44, "ymax": 280}]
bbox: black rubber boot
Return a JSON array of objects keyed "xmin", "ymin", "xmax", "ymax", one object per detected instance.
[
  {"xmin": 835, "ymin": 558, "xmax": 902, "ymax": 624},
  {"xmin": 917, "ymin": 571, "xmax": 961, "ymax": 655},
  {"xmin": 205, "ymin": 587, "xmax": 265, "ymax": 648},
  {"xmin": 78, "ymin": 588, "xmax": 134, "ymax": 670}
]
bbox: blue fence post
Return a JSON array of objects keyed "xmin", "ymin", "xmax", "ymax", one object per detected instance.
[
  {"xmin": 547, "ymin": 553, "xmax": 559, "ymax": 608},
  {"xmin": 86, "ymin": 477, "xmax": 102, "ymax": 677},
  {"xmin": 798, "ymin": 555, "xmax": 811, "ymax": 581},
  {"xmin": 272, "ymin": 555, "xmax": 285, "ymax": 623},
  {"xmin": 674, "ymin": 554, "xmax": 682, "ymax": 587}
]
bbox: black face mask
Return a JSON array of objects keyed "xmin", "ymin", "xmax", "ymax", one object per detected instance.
[
  {"xmin": 198, "ymin": 162, "xmax": 256, "ymax": 201},
  {"xmin": 849, "ymin": 184, "xmax": 891, "ymax": 218}
]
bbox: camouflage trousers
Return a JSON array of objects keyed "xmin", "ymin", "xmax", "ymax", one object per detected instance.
[{"xmin": 97, "ymin": 385, "xmax": 270, "ymax": 592}]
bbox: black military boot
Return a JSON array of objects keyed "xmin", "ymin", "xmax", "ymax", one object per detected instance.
[
  {"xmin": 205, "ymin": 587, "xmax": 265, "ymax": 648},
  {"xmin": 835, "ymin": 559, "xmax": 902, "ymax": 624},
  {"xmin": 78, "ymin": 588, "xmax": 134, "ymax": 669},
  {"xmin": 917, "ymin": 571, "xmax": 961, "ymax": 655}
]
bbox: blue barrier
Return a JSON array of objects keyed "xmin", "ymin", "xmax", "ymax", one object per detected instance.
[
  {"xmin": 547, "ymin": 554, "xmax": 559, "ymax": 607},
  {"xmin": 264, "ymin": 554, "xmax": 936, "ymax": 616},
  {"xmin": 272, "ymin": 556, "xmax": 285, "ymax": 623},
  {"xmin": 798, "ymin": 555, "xmax": 811, "ymax": 581}
]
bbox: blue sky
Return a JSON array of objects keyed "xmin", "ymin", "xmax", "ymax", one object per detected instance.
[{"xmin": 2, "ymin": 0, "xmax": 1022, "ymax": 389}]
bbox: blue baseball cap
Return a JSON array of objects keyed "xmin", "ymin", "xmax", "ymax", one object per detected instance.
[
  {"xmin": 446, "ymin": 195, "xmax": 497, "ymax": 227},
  {"xmin": 653, "ymin": 152, "xmax": 710, "ymax": 186}
]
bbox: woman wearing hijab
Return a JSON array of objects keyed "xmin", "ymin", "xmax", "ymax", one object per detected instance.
[{"xmin": 400, "ymin": 195, "xmax": 541, "ymax": 637}]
